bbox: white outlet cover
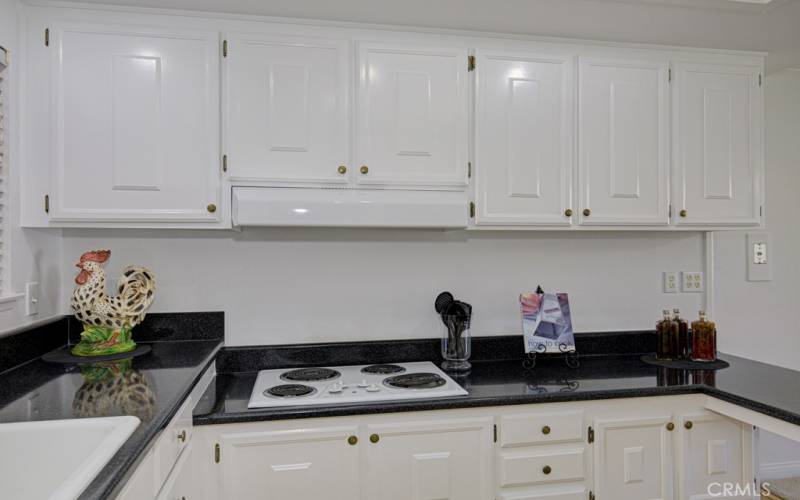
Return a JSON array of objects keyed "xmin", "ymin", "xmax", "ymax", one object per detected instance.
[
  {"xmin": 747, "ymin": 232, "xmax": 772, "ymax": 282},
  {"xmin": 681, "ymin": 272, "xmax": 704, "ymax": 293},
  {"xmin": 663, "ymin": 272, "xmax": 679, "ymax": 293},
  {"xmin": 25, "ymin": 282, "xmax": 40, "ymax": 316}
]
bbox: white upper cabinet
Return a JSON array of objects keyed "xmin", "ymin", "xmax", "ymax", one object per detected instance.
[
  {"xmin": 49, "ymin": 23, "xmax": 221, "ymax": 223},
  {"xmin": 355, "ymin": 42, "xmax": 469, "ymax": 189},
  {"xmin": 224, "ymin": 33, "xmax": 350, "ymax": 185},
  {"xmin": 672, "ymin": 61, "xmax": 763, "ymax": 226},
  {"xmin": 474, "ymin": 49, "xmax": 574, "ymax": 225},
  {"xmin": 578, "ymin": 57, "xmax": 670, "ymax": 225}
]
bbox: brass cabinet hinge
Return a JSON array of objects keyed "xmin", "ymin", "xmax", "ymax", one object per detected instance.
[
  {"xmin": 222, "ymin": 154, "xmax": 228, "ymax": 173},
  {"xmin": 467, "ymin": 161, "xmax": 472, "ymax": 178},
  {"xmin": 222, "ymin": 40, "xmax": 228, "ymax": 58},
  {"xmin": 669, "ymin": 204, "xmax": 673, "ymax": 218},
  {"xmin": 668, "ymin": 68, "xmax": 672, "ymax": 82},
  {"xmin": 44, "ymin": 28, "xmax": 49, "ymax": 47},
  {"xmin": 759, "ymin": 73, "xmax": 762, "ymax": 87},
  {"xmin": 468, "ymin": 55, "xmax": 475, "ymax": 72},
  {"xmin": 493, "ymin": 424, "xmax": 497, "ymax": 443},
  {"xmin": 760, "ymin": 206, "xmax": 763, "ymax": 217},
  {"xmin": 469, "ymin": 201, "xmax": 475, "ymax": 218},
  {"xmin": 589, "ymin": 491, "xmax": 595, "ymax": 500},
  {"xmin": 44, "ymin": 194, "xmax": 50, "ymax": 214},
  {"xmin": 214, "ymin": 443, "xmax": 221, "ymax": 463},
  {"xmin": 588, "ymin": 426, "xmax": 594, "ymax": 444}
]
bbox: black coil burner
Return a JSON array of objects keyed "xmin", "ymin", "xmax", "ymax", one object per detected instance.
[
  {"xmin": 361, "ymin": 364, "xmax": 406, "ymax": 375},
  {"xmin": 384, "ymin": 373, "xmax": 446, "ymax": 390},
  {"xmin": 280, "ymin": 368, "xmax": 340, "ymax": 382},
  {"xmin": 265, "ymin": 384, "xmax": 316, "ymax": 398}
]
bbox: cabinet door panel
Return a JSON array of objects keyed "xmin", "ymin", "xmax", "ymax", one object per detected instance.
[
  {"xmin": 225, "ymin": 34, "xmax": 350, "ymax": 184},
  {"xmin": 678, "ymin": 413, "xmax": 751, "ymax": 500},
  {"xmin": 362, "ymin": 418, "xmax": 493, "ymax": 500},
  {"xmin": 474, "ymin": 50, "xmax": 574, "ymax": 225},
  {"xmin": 51, "ymin": 23, "xmax": 220, "ymax": 222},
  {"xmin": 579, "ymin": 58, "xmax": 669, "ymax": 225},
  {"xmin": 594, "ymin": 415, "xmax": 672, "ymax": 500},
  {"xmin": 356, "ymin": 42, "xmax": 468, "ymax": 188},
  {"xmin": 219, "ymin": 426, "xmax": 359, "ymax": 500},
  {"xmin": 673, "ymin": 62, "xmax": 762, "ymax": 226}
]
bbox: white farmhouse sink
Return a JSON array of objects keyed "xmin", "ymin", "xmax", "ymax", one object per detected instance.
[{"xmin": 0, "ymin": 416, "xmax": 140, "ymax": 500}]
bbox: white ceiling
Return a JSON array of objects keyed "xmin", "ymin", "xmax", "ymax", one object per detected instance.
[{"xmin": 41, "ymin": 0, "xmax": 800, "ymax": 71}]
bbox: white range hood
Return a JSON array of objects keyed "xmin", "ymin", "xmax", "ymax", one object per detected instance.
[{"xmin": 232, "ymin": 187, "xmax": 469, "ymax": 228}]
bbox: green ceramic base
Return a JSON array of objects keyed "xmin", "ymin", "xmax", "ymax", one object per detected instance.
[{"xmin": 71, "ymin": 324, "xmax": 137, "ymax": 357}]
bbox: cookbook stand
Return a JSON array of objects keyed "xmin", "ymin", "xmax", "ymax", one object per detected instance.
[{"xmin": 522, "ymin": 286, "xmax": 580, "ymax": 370}]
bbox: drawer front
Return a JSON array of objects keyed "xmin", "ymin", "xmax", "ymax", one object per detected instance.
[
  {"xmin": 500, "ymin": 411, "xmax": 584, "ymax": 447},
  {"xmin": 498, "ymin": 489, "xmax": 587, "ymax": 500},
  {"xmin": 499, "ymin": 449, "xmax": 586, "ymax": 488},
  {"xmin": 155, "ymin": 396, "xmax": 193, "ymax": 486}
]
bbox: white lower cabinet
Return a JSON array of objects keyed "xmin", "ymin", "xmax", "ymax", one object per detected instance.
[
  {"xmin": 156, "ymin": 441, "xmax": 198, "ymax": 500},
  {"xmin": 677, "ymin": 412, "xmax": 753, "ymax": 500},
  {"xmin": 160, "ymin": 395, "xmax": 756, "ymax": 500},
  {"xmin": 217, "ymin": 425, "xmax": 360, "ymax": 499},
  {"xmin": 593, "ymin": 415, "xmax": 673, "ymax": 500},
  {"xmin": 361, "ymin": 418, "xmax": 493, "ymax": 500}
]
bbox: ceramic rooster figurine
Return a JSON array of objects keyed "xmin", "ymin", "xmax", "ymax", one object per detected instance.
[{"xmin": 70, "ymin": 250, "xmax": 156, "ymax": 356}]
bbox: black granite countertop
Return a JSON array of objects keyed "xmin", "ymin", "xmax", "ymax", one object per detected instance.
[
  {"xmin": 0, "ymin": 313, "xmax": 224, "ymax": 500},
  {"xmin": 193, "ymin": 352, "xmax": 800, "ymax": 428}
]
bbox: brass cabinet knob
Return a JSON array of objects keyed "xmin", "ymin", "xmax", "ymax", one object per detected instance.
[
  {"xmin": 207, "ymin": 204, "xmax": 217, "ymax": 213},
  {"xmin": 564, "ymin": 209, "xmax": 573, "ymax": 217},
  {"xmin": 666, "ymin": 422, "xmax": 675, "ymax": 431},
  {"xmin": 177, "ymin": 430, "xmax": 187, "ymax": 442},
  {"xmin": 583, "ymin": 208, "xmax": 591, "ymax": 217},
  {"xmin": 360, "ymin": 165, "xmax": 369, "ymax": 174},
  {"xmin": 684, "ymin": 421, "xmax": 693, "ymax": 430},
  {"xmin": 338, "ymin": 165, "xmax": 347, "ymax": 174},
  {"xmin": 679, "ymin": 209, "xmax": 688, "ymax": 218},
  {"xmin": 347, "ymin": 435, "xmax": 358, "ymax": 446},
  {"xmin": 542, "ymin": 425, "xmax": 551, "ymax": 435},
  {"xmin": 370, "ymin": 434, "xmax": 380, "ymax": 443},
  {"xmin": 542, "ymin": 465, "xmax": 552, "ymax": 475}
]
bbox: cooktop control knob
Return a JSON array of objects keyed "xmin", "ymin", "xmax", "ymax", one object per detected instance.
[
  {"xmin": 358, "ymin": 379, "xmax": 369, "ymax": 388},
  {"xmin": 366, "ymin": 384, "xmax": 381, "ymax": 392}
]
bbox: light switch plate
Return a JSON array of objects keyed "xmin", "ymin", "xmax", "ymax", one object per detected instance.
[
  {"xmin": 681, "ymin": 272, "xmax": 704, "ymax": 293},
  {"xmin": 747, "ymin": 232, "xmax": 772, "ymax": 282},
  {"xmin": 25, "ymin": 282, "xmax": 39, "ymax": 316}
]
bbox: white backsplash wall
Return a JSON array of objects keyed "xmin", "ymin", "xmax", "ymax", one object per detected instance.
[{"xmin": 61, "ymin": 229, "xmax": 704, "ymax": 346}]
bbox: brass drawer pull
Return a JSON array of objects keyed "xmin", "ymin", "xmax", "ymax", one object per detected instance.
[
  {"xmin": 541, "ymin": 425, "xmax": 551, "ymax": 435},
  {"xmin": 564, "ymin": 209, "xmax": 573, "ymax": 217},
  {"xmin": 347, "ymin": 435, "xmax": 358, "ymax": 445},
  {"xmin": 680, "ymin": 209, "xmax": 688, "ymax": 218},
  {"xmin": 360, "ymin": 165, "xmax": 369, "ymax": 174},
  {"xmin": 583, "ymin": 208, "xmax": 591, "ymax": 217},
  {"xmin": 685, "ymin": 421, "xmax": 693, "ymax": 430},
  {"xmin": 666, "ymin": 422, "xmax": 675, "ymax": 431},
  {"xmin": 338, "ymin": 165, "xmax": 347, "ymax": 174},
  {"xmin": 370, "ymin": 434, "xmax": 380, "ymax": 443},
  {"xmin": 207, "ymin": 204, "xmax": 217, "ymax": 213},
  {"xmin": 542, "ymin": 465, "xmax": 552, "ymax": 475},
  {"xmin": 177, "ymin": 430, "xmax": 187, "ymax": 442}
]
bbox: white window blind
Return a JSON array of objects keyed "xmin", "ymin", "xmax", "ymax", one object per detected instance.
[{"xmin": 0, "ymin": 46, "xmax": 7, "ymax": 294}]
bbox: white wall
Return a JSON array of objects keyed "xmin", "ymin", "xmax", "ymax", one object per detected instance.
[
  {"xmin": 0, "ymin": 0, "xmax": 62, "ymax": 335},
  {"xmin": 61, "ymin": 229, "xmax": 705, "ymax": 346},
  {"xmin": 715, "ymin": 69, "xmax": 800, "ymax": 472}
]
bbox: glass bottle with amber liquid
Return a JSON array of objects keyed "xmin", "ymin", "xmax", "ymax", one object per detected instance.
[
  {"xmin": 656, "ymin": 310, "xmax": 674, "ymax": 360},
  {"xmin": 691, "ymin": 310, "xmax": 717, "ymax": 362},
  {"xmin": 673, "ymin": 309, "xmax": 690, "ymax": 360}
]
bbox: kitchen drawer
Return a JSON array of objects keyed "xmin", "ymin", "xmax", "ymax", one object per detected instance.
[
  {"xmin": 154, "ymin": 396, "xmax": 193, "ymax": 487},
  {"xmin": 499, "ymin": 448, "xmax": 586, "ymax": 487},
  {"xmin": 499, "ymin": 411, "xmax": 584, "ymax": 447},
  {"xmin": 498, "ymin": 488, "xmax": 587, "ymax": 500}
]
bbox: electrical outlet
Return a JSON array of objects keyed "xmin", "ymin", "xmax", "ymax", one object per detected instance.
[
  {"xmin": 663, "ymin": 272, "xmax": 679, "ymax": 293},
  {"xmin": 747, "ymin": 232, "xmax": 772, "ymax": 282},
  {"xmin": 25, "ymin": 282, "xmax": 39, "ymax": 316},
  {"xmin": 681, "ymin": 272, "xmax": 704, "ymax": 293}
]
